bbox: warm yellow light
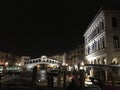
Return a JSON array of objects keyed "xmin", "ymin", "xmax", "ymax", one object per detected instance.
[
  {"xmin": 62, "ymin": 63, "xmax": 65, "ymax": 66},
  {"xmin": 62, "ymin": 63, "xmax": 68, "ymax": 66},
  {"xmin": 85, "ymin": 81, "xmax": 93, "ymax": 85},
  {"xmin": 37, "ymin": 65, "xmax": 40, "ymax": 68},
  {"xmin": 80, "ymin": 62, "xmax": 84, "ymax": 70},
  {"xmin": 18, "ymin": 63, "xmax": 21, "ymax": 66},
  {"xmin": 68, "ymin": 66, "xmax": 72, "ymax": 71},
  {"xmin": 5, "ymin": 62, "xmax": 8, "ymax": 66},
  {"xmin": 66, "ymin": 63, "xmax": 68, "ymax": 66},
  {"xmin": 81, "ymin": 62, "xmax": 84, "ymax": 66},
  {"xmin": 80, "ymin": 66, "xmax": 84, "ymax": 70}
]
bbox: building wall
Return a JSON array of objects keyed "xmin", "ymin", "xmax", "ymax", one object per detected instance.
[
  {"xmin": 48, "ymin": 54, "xmax": 63, "ymax": 63},
  {"xmin": 0, "ymin": 50, "xmax": 31, "ymax": 67},
  {"xmin": 84, "ymin": 7, "xmax": 120, "ymax": 81},
  {"xmin": 66, "ymin": 44, "xmax": 85, "ymax": 71},
  {"xmin": 0, "ymin": 51, "xmax": 7, "ymax": 65},
  {"xmin": 105, "ymin": 10, "xmax": 120, "ymax": 64},
  {"xmin": 84, "ymin": 8, "xmax": 120, "ymax": 65}
]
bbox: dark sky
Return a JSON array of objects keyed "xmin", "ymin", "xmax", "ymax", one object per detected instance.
[{"xmin": 1, "ymin": 0, "xmax": 120, "ymax": 58}]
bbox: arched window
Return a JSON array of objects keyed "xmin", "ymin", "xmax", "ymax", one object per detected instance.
[
  {"xmin": 102, "ymin": 37, "xmax": 105, "ymax": 48},
  {"xmin": 94, "ymin": 41, "xmax": 97, "ymax": 51},
  {"xmin": 88, "ymin": 46, "xmax": 90, "ymax": 54},
  {"xmin": 98, "ymin": 59, "xmax": 101, "ymax": 64},
  {"xmin": 98, "ymin": 24, "xmax": 100, "ymax": 33},
  {"xmin": 113, "ymin": 35, "xmax": 120, "ymax": 48},
  {"xmin": 101, "ymin": 21, "xmax": 104, "ymax": 30},
  {"xmin": 92, "ymin": 44, "xmax": 94, "ymax": 52},
  {"xmin": 94, "ymin": 59, "xmax": 97, "ymax": 64},
  {"xmin": 112, "ymin": 17, "xmax": 117, "ymax": 27},
  {"xmin": 100, "ymin": 38, "xmax": 102, "ymax": 48},
  {"xmin": 112, "ymin": 57, "xmax": 119, "ymax": 64},
  {"xmin": 102, "ymin": 58, "xmax": 106, "ymax": 64},
  {"xmin": 86, "ymin": 48, "xmax": 88, "ymax": 55},
  {"xmin": 98, "ymin": 40, "xmax": 100, "ymax": 50}
]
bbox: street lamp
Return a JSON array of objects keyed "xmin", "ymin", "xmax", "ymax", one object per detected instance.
[
  {"xmin": 5, "ymin": 62, "xmax": 8, "ymax": 66},
  {"xmin": 62, "ymin": 63, "xmax": 68, "ymax": 88},
  {"xmin": 80, "ymin": 62, "xmax": 85, "ymax": 70},
  {"xmin": 18, "ymin": 63, "xmax": 21, "ymax": 66}
]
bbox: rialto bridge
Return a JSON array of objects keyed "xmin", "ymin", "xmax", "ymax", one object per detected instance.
[{"xmin": 24, "ymin": 55, "xmax": 62, "ymax": 70}]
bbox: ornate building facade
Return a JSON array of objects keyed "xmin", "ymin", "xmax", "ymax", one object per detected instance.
[{"xmin": 84, "ymin": 6, "xmax": 120, "ymax": 81}]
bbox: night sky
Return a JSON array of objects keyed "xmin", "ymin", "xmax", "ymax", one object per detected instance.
[{"xmin": 1, "ymin": 0, "xmax": 120, "ymax": 58}]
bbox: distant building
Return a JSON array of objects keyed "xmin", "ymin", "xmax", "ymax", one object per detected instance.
[
  {"xmin": 48, "ymin": 54, "xmax": 64, "ymax": 63},
  {"xmin": 16, "ymin": 56, "xmax": 31, "ymax": 66},
  {"xmin": 66, "ymin": 44, "xmax": 85, "ymax": 71},
  {"xmin": 0, "ymin": 50, "xmax": 31, "ymax": 67},
  {"xmin": 0, "ymin": 51, "xmax": 7, "ymax": 65},
  {"xmin": 84, "ymin": 6, "xmax": 120, "ymax": 80},
  {"xmin": 0, "ymin": 51, "xmax": 17, "ymax": 66}
]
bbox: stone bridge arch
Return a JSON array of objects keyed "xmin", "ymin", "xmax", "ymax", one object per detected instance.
[{"xmin": 24, "ymin": 55, "xmax": 61, "ymax": 70}]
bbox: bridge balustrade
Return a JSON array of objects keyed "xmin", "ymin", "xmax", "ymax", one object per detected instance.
[{"xmin": 24, "ymin": 56, "xmax": 61, "ymax": 70}]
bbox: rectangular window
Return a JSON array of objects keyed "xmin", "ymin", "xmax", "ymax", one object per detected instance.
[{"xmin": 112, "ymin": 17, "xmax": 118, "ymax": 27}]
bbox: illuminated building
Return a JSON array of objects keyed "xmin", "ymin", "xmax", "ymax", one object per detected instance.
[
  {"xmin": 0, "ymin": 51, "xmax": 17, "ymax": 66},
  {"xmin": 48, "ymin": 54, "xmax": 63, "ymax": 63},
  {"xmin": 16, "ymin": 56, "xmax": 31, "ymax": 66},
  {"xmin": 66, "ymin": 44, "xmax": 85, "ymax": 71},
  {"xmin": 0, "ymin": 50, "xmax": 31, "ymax": 72},
  {"xmin": 84, "ymin": 6, "xmax": 120, "ymax": 80},
  {"xmin": 0, "ymin": 51, "xmax": 7, "ymax": 65}
]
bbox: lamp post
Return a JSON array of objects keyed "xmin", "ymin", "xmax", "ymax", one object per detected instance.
[{"xmin": 62, "ymin": 63, "xmax": 68, "ymax": 88}]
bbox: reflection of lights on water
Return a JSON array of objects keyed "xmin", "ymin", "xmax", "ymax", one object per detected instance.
[
  {"xmin": 41, "ymin": 70, "xmax": 46, "ymax": 73},
  {"xmin": 41, "ymin": 77, "xmax": 45, "ymax": 80},
  {"xmin": 39, "ymin": 80, "xmax": 41, "ymax": 82},
  {"xmin": 5, "ymin": 62, "xmax": 8, "ymax": 66},
  {"xmin": 41, "ymin": 74, "xmax": 45, "ymax": 76},
  {"xmin": 40, "ymin": 70, "xmax": 46, "ymax": 81}
]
